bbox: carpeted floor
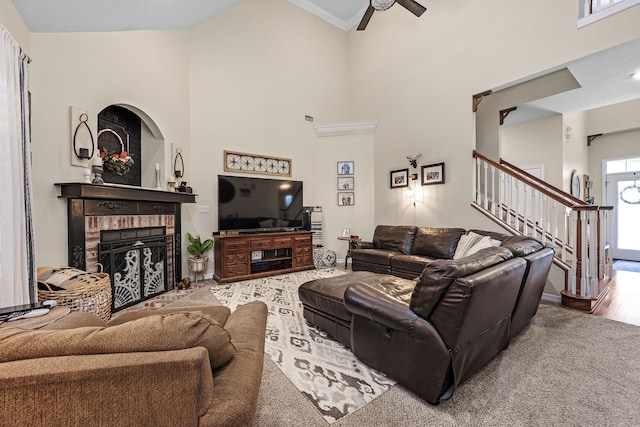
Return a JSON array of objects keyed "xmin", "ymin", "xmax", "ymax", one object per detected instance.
[
  {"xmin": 124, "ymin": 271, "xmax": 640, "ymax": 426},
  {"xmin": 255, "ymin": 300, "xmax": 640, "ymax": 426},
  {"xmin": 614, "ymin": 259, "xmax": 640, "ymax": 273},
  {"xmin": 207, "ymin": 269, "xmax": 395, "ymax": 424}
]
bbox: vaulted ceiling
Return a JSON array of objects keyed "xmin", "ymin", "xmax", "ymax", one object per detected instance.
[
  {"xmin": 11, "ymin": 0, "xmax": 369, "ymax": 32},
  {"xmin": 10, "ymin": 0, "xmax": 640, "ymax": 119}
]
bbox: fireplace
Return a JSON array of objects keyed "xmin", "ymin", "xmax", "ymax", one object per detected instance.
[
  {"xmin": 99, "ymin": 227, "xmax": 169, "ymax": 311},
  {"xmin": 56, "ymin": 183, "xmax": 196, "ymax": 313}
]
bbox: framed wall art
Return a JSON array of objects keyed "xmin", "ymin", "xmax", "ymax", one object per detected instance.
[
  {"xmin": 337, "ymin": 161, "xmax": 354, "ymax": 175},
  {"xmin": 338, "ymin": 192, "xmax": 355, "ymax": 206},
  {"xmin": 421, "ymin": 162, "xmax": 445, "ymax": 185},
  {"xmin": 337, "ymin": 176, "xmax": 354, "ymax": 190},
  {"xmin": 390, "ymin": 168, "xmax": 409, "ymax": 188},
  {"xmin": 224, "ymin": 150, "xmax": 292, "ymax": 176}
]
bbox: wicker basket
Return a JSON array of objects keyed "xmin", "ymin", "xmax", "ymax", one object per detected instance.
[{"xmin": 37, "ymin": 267, "xmax": 112, "ymax": 321}]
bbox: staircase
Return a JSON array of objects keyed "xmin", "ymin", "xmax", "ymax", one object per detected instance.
[{"xmin": 472, "ymin": 150, "xmax": 614, "ymax": 312}]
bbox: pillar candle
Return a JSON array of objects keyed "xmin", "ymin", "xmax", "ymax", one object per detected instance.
[{"xmin": 155, "ymin": 163, "xmax": 160, "ymax": 171}]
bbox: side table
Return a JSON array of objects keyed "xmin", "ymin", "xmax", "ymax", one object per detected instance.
[{"xmin": 337, "ymin": 236, "xmax": 360, "ymax": 269}]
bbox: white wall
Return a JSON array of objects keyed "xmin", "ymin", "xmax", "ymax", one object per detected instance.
[
  {"xmin": 187, "ymin": 0, "xmax": 352, "ymax": 273},
  {"xmin": 14, "ymin": 0, "xmax": 640, "ymax": 290},
  {"xmin": 563, "ymin": 111, "xmax": 589, "ymax": 196},
  {"xmin": 29, "ymin": 30, "xmax": 191, "ymax": 270},
  {"xmin": 314, "ymin": 132, "xmax": 376, "ymax": 256},
  {"xmin": 347, "ymin": 0, "xmax": 640, "ymax": 231},
  {"xmin": 501, "ymin": 115, "xmax": 564, "ymax": 188}
]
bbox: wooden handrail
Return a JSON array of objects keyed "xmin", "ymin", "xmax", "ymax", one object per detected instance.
[
  {"xmin": 474, "ymin": 151, "xmax": 614, "ymax": 211},
  {"xmin": 499, "ymin": 157, "xmax": 587, "ymax": 206}
]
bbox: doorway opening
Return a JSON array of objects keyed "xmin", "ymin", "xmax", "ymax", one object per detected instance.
[{"xmin": 605, "ymin": 157, "xmax": 640, "ymax": 262}]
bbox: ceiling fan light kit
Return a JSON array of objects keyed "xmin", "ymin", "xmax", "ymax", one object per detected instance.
[
  {"xmin": 358, "ymin": 0, "xmax": 427, "ymax": 31},
  {"xmin": 371, "ymin": 0, "xmax": 396, "ymax": 11}
]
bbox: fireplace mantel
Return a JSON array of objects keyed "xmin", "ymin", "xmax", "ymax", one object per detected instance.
[
  {"xmin": 56, "ymin": 182, "xmax": 196, "ymax": 204},
  {"xmin": 56, "ymin": 183, "xmax": 196, "ymax": 295}
]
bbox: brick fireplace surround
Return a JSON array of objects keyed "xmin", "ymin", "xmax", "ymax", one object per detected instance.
[{"xmin": 56, "ymin": 183, "xmax": 196, "ymax": 307}]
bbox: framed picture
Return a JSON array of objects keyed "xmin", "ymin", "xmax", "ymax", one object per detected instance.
[
  {"xmin": 341, "ymin": 228, "xmax": 351, "ymax": 237},
  {"xmin": 337, "ymin": 161, "xmax": 354, "ymax": 175},
  {"xmin": 390, "ymin": 168, "xmax": 409, "ymax": 188},
  {"xmin": 422, "ymin": 162, "xmax": 445, "ymax": 185},
  {"xmin": 338, "ymin": 192, "xmax": 355, "ymax": 206},
  {"xmin": 337, "ymin": 176, "xmax": 354, "ymax": 190}
]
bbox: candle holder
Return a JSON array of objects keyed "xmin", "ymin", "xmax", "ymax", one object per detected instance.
[
  {"xmin": 155, "ymin": 169, "xmax": 162, "ymax": 190},
  {"xmin": 92, "ymin": 163, "xmax": 104, "ymax": 185}
]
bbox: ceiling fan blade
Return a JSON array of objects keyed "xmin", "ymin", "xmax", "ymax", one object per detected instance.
[
  {"xmin": 396, "ymin": 0, "xmax": 427, "ymax": 17},
  {"xmin": 357, "ymin": 6, "xmax": 375, "ymax": 31}
]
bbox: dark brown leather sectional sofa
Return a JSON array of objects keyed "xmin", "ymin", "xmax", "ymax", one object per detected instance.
[{"xmin": 299, "ymin": 225, "xmax": 554, "ymax": 404}]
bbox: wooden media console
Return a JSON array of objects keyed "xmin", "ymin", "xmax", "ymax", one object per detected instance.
[{"xmin": 213, "ymin": 231, "xmax": 314, "ymax": 283}]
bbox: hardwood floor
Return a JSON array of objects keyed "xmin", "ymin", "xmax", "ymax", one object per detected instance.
[{"xmin": 592, "ymin": 269, "xmax": 640, "ymax": 326}]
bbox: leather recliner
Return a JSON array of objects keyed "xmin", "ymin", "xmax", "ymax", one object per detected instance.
[{"xmin": 344, "ymin": 246, "xmax": 528, "ymax": 403}]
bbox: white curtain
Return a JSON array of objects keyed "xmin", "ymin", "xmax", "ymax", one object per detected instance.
[{"xmin": 0, "ymin": 23, "xmax": 36, "ymax": 308}]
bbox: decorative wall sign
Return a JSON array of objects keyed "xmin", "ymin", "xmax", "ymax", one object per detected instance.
[{"xmin": 224, "ymin": 150, "xmax": 292, "ymax": 176}]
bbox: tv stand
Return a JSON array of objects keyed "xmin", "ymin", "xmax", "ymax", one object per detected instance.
[{"xmin": 213, "ymin": 231, "xmax": 313, "ymax": 283}]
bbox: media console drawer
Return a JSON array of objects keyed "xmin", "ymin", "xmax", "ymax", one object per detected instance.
[
  {"xmin": 222, "ymin": 240, "xmax": 248, "ymax": 252},
  {"xmin": 273, "ymin": 236, "xmax": 293, "ymax": 247},
  {"xmin": 251, "ymin": 238, "xmax": 273, "ymax": 249}
]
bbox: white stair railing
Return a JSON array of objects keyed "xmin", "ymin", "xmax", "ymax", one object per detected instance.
[{"xmin": 472, "ymin": 151, "xmax": 613, "ymax": 310}]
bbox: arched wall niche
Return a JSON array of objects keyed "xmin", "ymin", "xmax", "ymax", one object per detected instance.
[{"xmin": 97, "ymin": 103, "xmax": 165, "ymax": 188}]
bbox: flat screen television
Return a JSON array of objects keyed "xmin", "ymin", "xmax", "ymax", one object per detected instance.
[{"xmin": 218, "ymin": 175, "xmax": 304, "ymax": 233}]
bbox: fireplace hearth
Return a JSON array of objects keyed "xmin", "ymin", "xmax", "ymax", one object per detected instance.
[{"xmin": 56, "ymin": 183, "xmax": 196, "ymax": 313}]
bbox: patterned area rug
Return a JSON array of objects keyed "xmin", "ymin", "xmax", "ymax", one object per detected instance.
[{"xmin": 209, "ymin": 269, "xmax": 396, "ymax": 424}]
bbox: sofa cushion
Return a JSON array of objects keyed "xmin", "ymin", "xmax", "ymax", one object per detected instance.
[
  {"xmin": 42, "ymin": 311, "xmax": 109, "ymax": 329},
  {"xmin": 372, "ymin": 225, "xmax": 417, "ymax": 254},
  {"xmin": 390, "ymin": 254, "xmax": 436, "ymax": 275},
  {"xmin": 501, "ymin": 235, "xmax": 544, "ymax": 256},
  {"xmin": 411, "ymin": 227, "xmax": 466, "ymax": 259},
  {"xmin": 350, "ymin": 248, "xmax": 398, "ymax": 266},
  {"xmin": 468, "ymin": 229, "xmax": 508, "ymax": 242},
  {"xmin": 0, "ymin": 311, "xmax": 235, "ymax": 369},
  {"xmin": 410, "ymin": 246, "xmax": 514, "ymax": 319}
]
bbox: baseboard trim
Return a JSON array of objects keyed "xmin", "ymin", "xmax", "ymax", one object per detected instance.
[{"xmin": 541, "ymin": 293, "xmax": 561, "ymax": 304}]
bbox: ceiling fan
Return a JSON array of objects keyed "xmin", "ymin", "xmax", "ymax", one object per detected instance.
[{"xmin": 357, "ymin": 0, "xmax": 427, "ymax": 31}]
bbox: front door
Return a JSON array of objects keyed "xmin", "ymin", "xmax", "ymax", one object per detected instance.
[{"xmin": 606, "ymin": 172, "xmax": 640, "ymax": 261}]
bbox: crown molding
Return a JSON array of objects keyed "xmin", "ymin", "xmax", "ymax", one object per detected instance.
[
  {"xmin": 314, "ymin": 121, "xmax": 379, "ymax": 137},
  {"xmin": 288, "ymin": 0, "xmax": 367, "ymax": 31}
]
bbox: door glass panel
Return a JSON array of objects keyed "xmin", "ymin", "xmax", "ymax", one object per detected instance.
[{"xmin": 617, "ymin": 180, "xmax": 640, "ymax": 251}]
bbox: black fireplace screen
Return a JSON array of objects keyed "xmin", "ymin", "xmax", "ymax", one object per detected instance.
[{"xmin": 98, "ymin": 227, "xmax": 168, "ymax": 312}]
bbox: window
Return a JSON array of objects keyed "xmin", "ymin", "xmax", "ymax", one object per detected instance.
[
  {"xmin": 578, "ymin": 0, "xmax": 640, "ymax": 27},
  {"xmin": 606, "ymin": 157, "xmax": 640, "ymax": 174}
]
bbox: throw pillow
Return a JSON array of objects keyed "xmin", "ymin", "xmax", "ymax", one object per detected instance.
[
  {"xmin": 453, "ymin": 233, "xmax": 481, "ymax": 259},
  {"xmin": 37, "ymin": 266, "xmax": 105, "ymax": 291},
  {"xmin": 0, "ymin": 311, "xmax": 235, "ymax": 369},
  {"xmin": 453, "ymin": 232, "xmax": 501, "ymax": 259}
]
